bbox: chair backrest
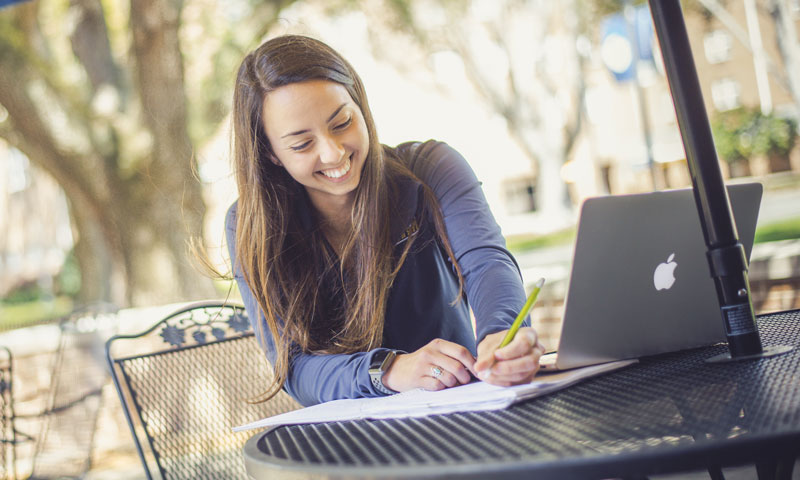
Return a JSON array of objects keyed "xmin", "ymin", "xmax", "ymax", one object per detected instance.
[
  {"xmin": 31, "ymin": 302, "xmax": 118, "ymax": 479},
  {"xmin": 0, "ymin": 346, "xmax": 17, "ymax": 480},
  {"xmin": 105, "ymin": 301, "xmax": 300, "ymax": 480}
]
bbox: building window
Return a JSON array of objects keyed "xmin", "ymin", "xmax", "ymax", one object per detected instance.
[
  {"xmin": 502, "ymin": 176, "xmax": 537, "ymax": 214},
  {"xmin": 711, "ymin": 78, "xmax": 741, "ymax": 111},
  {"xmin": 703, "ymin": 30, "xmax": 732, "ymax": 64}
]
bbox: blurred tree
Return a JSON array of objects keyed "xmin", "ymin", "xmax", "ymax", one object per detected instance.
[
  {"xmin": 342, "ymin": 0, "xmax": 592, "ymax": 222},
  {"xmin": 768, "ymin": 0, "xmax": 800, "ymax": 116},
  {"xmin": 712, "ymin": 107, "xmax": 798, "ymax": 175},
  {"xmin": 0, "ymin": 0, "xmax": 293, "ymax": 305}
]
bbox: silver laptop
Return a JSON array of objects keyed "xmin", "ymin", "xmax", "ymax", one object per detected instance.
[{"xmin": 540, "ymin": 183, "xmax": 763, "ymax": 371}]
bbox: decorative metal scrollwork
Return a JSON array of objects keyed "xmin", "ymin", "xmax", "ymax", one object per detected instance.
[{"xmin": 159, "ymin": 305, "xmax": 251, "ymax": 348}]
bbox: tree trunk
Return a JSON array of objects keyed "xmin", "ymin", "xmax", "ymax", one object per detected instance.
[
  {"xmin": 0, "ymin": 1, "xmax": 215, "ymax": 306},
  {"xmin": 128, "ymin": 0, "xmax": 215, "ymax": 304}
]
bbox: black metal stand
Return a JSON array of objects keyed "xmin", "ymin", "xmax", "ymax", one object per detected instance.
[{"xmin": 646, "ymin": 0, "xmax": 791, "ymax": 362}]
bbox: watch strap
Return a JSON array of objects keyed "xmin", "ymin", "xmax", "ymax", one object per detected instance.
[{"xmin": 371, "ymin": 375, "xmax": 397, "ymax": 395}]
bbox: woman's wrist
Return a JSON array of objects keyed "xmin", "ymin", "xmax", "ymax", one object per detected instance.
[{"xmin": 368, "ymin": 349, "xmax": 400, "ymax": 395}]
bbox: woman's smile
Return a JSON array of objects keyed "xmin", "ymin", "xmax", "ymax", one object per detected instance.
[{"xmin": 319, "ymin": 155, "xmax": 352, "ymax": 180}]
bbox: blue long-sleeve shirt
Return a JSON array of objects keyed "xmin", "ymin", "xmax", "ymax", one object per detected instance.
[{"xmin": 226, "ymin": 141, "xmax": 527, "ymax": 406}]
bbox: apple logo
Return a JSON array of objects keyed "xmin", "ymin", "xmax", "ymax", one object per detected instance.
[{"xmin": 653, "ymin": 253, "xmax": 678, "ymax": 290}]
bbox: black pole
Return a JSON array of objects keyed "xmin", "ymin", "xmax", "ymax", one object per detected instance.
[
  {"xmin": 647, "ymin": 0, "xmax": 763, "ymax": 358},
  {"xmin": 625, "ymin": 1, "xmax": 660, "ymax": 190}
]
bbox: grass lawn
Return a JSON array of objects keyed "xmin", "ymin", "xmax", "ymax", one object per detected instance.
[
  {"xmin": 506, "ymin": 228, "xmax": 577, "ymax": 253},
  {"xmin": 0, "ymin": 296, "xmax": 73, "ymax": 332},
  {"xmin": 754, "ymin": 217, "xmax": 800, "ymax": 244}
]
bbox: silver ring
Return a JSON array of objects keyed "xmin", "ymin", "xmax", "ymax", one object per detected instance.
[{"xmin": 431, "ymin": 366, "xmax": 443, "ymax": 379}]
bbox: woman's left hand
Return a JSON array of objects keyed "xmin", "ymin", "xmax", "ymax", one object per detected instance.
[{"xmin": 474, "ymin": 327, "xmax": 545, "ymax": 386}]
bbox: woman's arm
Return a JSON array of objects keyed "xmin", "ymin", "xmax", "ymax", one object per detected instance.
[
  {"xmin": 406, "ymin": 141, "xmax": 528, "ymax": 342},
  {"xmin": 225, "ymin": 203, "xmax": 389, "ymax": 406},
  {"xmin": 406, "ymin": 142, "xmax": 546, "ymax": 385}
]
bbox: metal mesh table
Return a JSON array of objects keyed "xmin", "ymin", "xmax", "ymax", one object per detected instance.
[{"xmin": 244, "ymin": 310, "xmax": 800, "ymax": 479}]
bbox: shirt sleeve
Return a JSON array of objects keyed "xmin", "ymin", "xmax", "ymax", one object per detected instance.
[
  {"xmin": 409, "ymin": 141, "xmax": 528, "ymax": 343},
  {"xmin": 225, "ymin": 203, "xmax": 393, "ymax": 406}
]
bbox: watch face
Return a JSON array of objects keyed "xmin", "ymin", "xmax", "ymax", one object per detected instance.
[{"xmin": 369, "ymin": 350, "xmax": 395, "ymax": 373}]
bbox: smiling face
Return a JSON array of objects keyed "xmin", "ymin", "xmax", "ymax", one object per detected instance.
[{"xmin": 261, "ymin": 79, "xmax": 370, "ymax": 219}]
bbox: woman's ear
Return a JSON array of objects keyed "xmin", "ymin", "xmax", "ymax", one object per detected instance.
[{"xmin": 269, "ymin": 155, "xmax": 283, "ymax": 167}]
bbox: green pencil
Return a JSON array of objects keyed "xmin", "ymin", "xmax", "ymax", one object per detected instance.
[
  {"xmin": 479, "ymin": 278, "xmax": 545, "ymax": 379},
  {"xmin": 498, "ymin": 277, "xmax": 545, "ymax": 348}
]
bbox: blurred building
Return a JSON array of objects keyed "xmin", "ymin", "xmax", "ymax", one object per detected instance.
[
  {"xmin": 687, "ymin": 0, "xmax": 799, "ymax": 120},
  {"xmin": 563, "ymin": 1, "xmax": 800, "ymax": 207}
]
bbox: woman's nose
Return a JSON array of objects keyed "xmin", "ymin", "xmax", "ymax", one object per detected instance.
[{"xmin": 320, "ymin": 135, "xmax": 345, "ymax": 164}]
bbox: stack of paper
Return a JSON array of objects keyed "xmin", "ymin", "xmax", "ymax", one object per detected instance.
[{"xmin": 233, "ymin": 359, "xmax": 636, "ymax": 431}]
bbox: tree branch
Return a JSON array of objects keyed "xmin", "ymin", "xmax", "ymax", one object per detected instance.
[
  {"xmin": 68, "ymin": 0, "xmax": 122, "ymax": 93},
  {"xmin": 8, "ymin": 4, "xmax": 121, "ymax": 175},
  {"xmin": 0, "ymin": 65, "xmax": 103, "ymax": 223}
]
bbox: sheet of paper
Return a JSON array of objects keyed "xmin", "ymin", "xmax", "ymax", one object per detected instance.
[{"xmin": 233, "ymin": 359, "xmax": 637, "ymax": 432}]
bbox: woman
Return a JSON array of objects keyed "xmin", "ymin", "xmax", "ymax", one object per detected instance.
[{"xmin": 227, "ymin": 34, "xmax": 544, "ymax": 407}]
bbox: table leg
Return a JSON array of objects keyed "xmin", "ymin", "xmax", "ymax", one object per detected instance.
[
  {"xmin": 755, "ymin": 456, "xmax": 795, "ymax": 480},
  {"xmin": 707, "ymin": 466, "xmax": 725, "ymax": 480}
]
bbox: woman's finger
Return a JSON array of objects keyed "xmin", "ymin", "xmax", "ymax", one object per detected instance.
[
  {"xmin": 494, "ymin": 328, "xmax": 539, "ymax": 360},
  {"xmin": 431, "ymin": 339, "xmax": 477, "ymax": 377},
  {"xmin": 491, "ymin": 354, "xmax": 541, "ymax": 378},
  {"xmin": 429, "ymin": 354, "xmax": 472, "ymax": 385},
  {"xmin": 419, "ymin": 376, "xmax": 447, "ymax": 391},
  {"xmin": 426, "ymin": 364, "xmax": 459, "ymax": 388},
  {"xmin": 475, "ymin": 331, "xmax": 505, "ymax": 371}
]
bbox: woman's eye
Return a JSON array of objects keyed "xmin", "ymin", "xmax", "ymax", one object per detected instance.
[
  {"xmin": 334, "ymin": 117, "xmax": 352, "ymax": 130},
  {"xmin": 290, "ymin": 141, "xmax": 311, "ymax": 152}
]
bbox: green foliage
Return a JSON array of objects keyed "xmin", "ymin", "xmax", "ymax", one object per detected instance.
[
  {"xmin": 589, "ymin": 0, "xmax": 648, "ymax": 18},
  {"xmin": 753, "ymin": 114, "xmax": 798, "ymax": 157},
  {"xmin": 2, "ymin": 282, "xmax": 44, "ymax": 304},
  {"xmin": 2, "ymin": 251, "xmax": 80, "ymax": 305},
  {"xmin": 712, "ymin": 108, "xmax": 754, "ymax": 163},
  {"xmin": 584, "ymin": 0, "xmax": 721, "ymax": 28},
  {"xmin": 712, "ymin": 108, "xmax": 798, "ymax": 164},
  {"xmin": 56, "ymin": 250, "xmax": 81, "ymax": 298}
]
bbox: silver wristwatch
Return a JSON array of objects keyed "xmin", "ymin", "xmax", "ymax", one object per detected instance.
[{"xmin": 368, "ymin": 350, "xmax": 398, "ymax": 395}]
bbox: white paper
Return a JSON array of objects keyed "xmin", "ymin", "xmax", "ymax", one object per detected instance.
[{"xmin": 233, "ymin": 359, "xmax": 637, "ymax": 432}]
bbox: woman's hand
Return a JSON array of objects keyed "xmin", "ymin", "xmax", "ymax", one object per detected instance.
[
  {"xmin": 474, "ymin": 327, "xmax": 545, "ymax": 386},
  {"xmin": 382, "ymin": 338, "xmax": 477, "ymax": 392}
]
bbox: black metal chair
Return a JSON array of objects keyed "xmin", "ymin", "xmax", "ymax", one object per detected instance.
[
  {"xmin": 0, "ymin": 346, "xmax": 17, "ymax": 480},
  {"xmin": 105, "ymin": 301, "xmax": 300, "ymax": 480},
  {"xmin": 29, "ymin": 302, "xmax": 118, "ymax": 480}
]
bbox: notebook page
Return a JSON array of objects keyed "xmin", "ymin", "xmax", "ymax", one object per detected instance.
[{"xmin": 233, "ymin": 359, "xmax": 636, "ymax": 431}]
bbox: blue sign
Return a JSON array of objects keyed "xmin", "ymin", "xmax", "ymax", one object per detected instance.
[
  {"xmin": 601, "ymin": 5, "xmax": 655, "ymax": 83},
  {"xmin": 0, "ymin": 0, "xmax": 30, "ymax": 7}
]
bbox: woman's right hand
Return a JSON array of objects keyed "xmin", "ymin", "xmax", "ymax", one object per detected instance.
[{"xmin": 382, "ymin": 338, "xmax": 477, "ymax": 392}]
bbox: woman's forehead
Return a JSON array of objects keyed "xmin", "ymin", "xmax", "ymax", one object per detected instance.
[
  {"xmin": 262, "ymin": 80, "xmax": 354, "ymax": 134},
  {"xmin": 265, "ymin": 80, "xmax": 351, "ymax": 114}
]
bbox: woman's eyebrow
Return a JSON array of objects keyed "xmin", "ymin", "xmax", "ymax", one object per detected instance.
[{"xmin": 280, "ymin": 103, "xmax": 348, "ymax": 139}]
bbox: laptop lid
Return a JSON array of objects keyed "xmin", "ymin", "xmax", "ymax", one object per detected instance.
[{"xmin": 554, "ymin": 182, "xmax": 763, "ymax": 370}]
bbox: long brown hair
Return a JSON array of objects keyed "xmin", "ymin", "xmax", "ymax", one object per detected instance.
[{"xmin": 232, "ymin": 35, "xmax": 462, "ymax": 400}]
